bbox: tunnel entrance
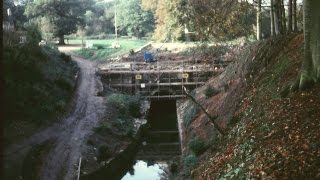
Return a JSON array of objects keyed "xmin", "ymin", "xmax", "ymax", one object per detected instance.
[
  {"xmin": 135, "ymin": 99, "xmax": 181, "ymax": 162},
  {"xmin": 148, "ymin": 100, "xmax": 178, "ymax": 131}
]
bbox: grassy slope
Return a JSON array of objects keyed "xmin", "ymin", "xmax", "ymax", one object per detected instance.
[
  {"xmin": 180, "ymin": 34, "xmax": 320, "ymax": 179},
  {"xmin": 4, "ymin": 44, "xmax": 79, "ymax": 144},
  {"xmin": 71, "ymin": 39, "xmax": 147, "ymax": 61}
]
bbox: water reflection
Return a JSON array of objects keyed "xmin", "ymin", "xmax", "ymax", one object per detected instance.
[{"xmin": 122, "ymin": 160, "xmax": 168, "ymax": 180}]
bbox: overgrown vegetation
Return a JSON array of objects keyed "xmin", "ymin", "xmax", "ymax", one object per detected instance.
[
  {"xmin": 183, "ymin": 154, "xmax": 197, "ymax": 173},
  {"xmin": 94, "ymin": 93, "xmax": 141, "ymax": 137},
  {"xmin": 188, "ymin": 137, "xmax": 206, "ymax": 156},
  {"xmin": 4, "ymin": 28, "xmax": 78, "ymax": 143},
  {"xmin": 190, "ymin": 35, "xmax": 320, "ymax": 179}
]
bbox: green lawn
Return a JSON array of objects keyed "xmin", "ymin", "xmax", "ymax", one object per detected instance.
[{"xmin": 71, "ymin": 38, "xmax": 148, "ymax": 61}]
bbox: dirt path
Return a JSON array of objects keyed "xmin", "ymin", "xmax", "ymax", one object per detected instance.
[{"xmin": 4, "ymin": 55, "xmax": 105, "ymax": 180}]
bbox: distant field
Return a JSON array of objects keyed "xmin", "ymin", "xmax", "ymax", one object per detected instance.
[{"xmin": 70, "ymin": 38, "xmax": 148, "ymax": 61}]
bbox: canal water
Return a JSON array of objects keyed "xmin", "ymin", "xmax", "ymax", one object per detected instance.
[
  {"xmin": 121, "ymin": 160, "xmax": 168, "ymax": 180},
  {"xmin": 121, "ymin": 100, "xmax": 180, "ymax": 180},
  {"xmin": 81, "ymin": 100, "xmax": 180, "ymax": 180}
]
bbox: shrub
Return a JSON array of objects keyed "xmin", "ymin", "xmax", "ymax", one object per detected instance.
[
  {"xmin": 183, "ymin": 154, "xmax": 197, "ymax": 170},
  {"xmin": 108, "ymin": 93, "xmax": 141, "ymax": 117},
  {"xmin": 204, "ymin": 86, "xmax": 219, "ymax": 98},
  {"xmin": 105, "ymin": 93, "xmax": 140, "ymax": 137},
  {"xmin": 25, "ymin": 24, "xmax": 42, "ymax": 46},
  {"xmin": 188, "ymin": 137, "xmax": 206, "ymax": 156},
  {"xmin": 128, "ymin": 95, "xmax": 141, "ymax": 118},
  {"xmin": 3, "ymin": 37, "xmax": 78, "ymax": 128}
]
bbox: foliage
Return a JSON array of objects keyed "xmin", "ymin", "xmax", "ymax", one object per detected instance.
[
  {"xmin": 25, "ymin": 0, "xmax": 92, "ymax": 44},
  {"xmin": 3, "ymin": 0, "xmax": 28, "ymax": 29},
  {"xmin": 183, "ymin": 154, "xmax": 197, "ymax": 171},
  {"xmin": 156, "ymin": 0, "xmax": 256, "ymax": 41},
  {"xmin": 94, "ymin": 93, "xmax": 141, "ymax": 137},
  {"xmin": 188, "ymin": 137, "xmax": 206, "ymax": 156},
  {"xmin": 141, "ymin": 0, "xmax": 184, "ymax": 42},
  {"xmin": 3, "ymin": 34, "xmax": 78, "ymax": 127},
  {"xmin": 24, "ymin": 24, "xmax": 42, "ymax": 46},
  {"xmin": 116, "ymin": 0, "xmax": 155, "ymax": 38},
  {"xmin": 83, "ymin": 1, "xmax": 115, "ymax": 36},
  {"xmin": 204, "ymin": 86, "xmax": 219, "ymax": 98},
  {"xmin": 108, "ymin": 93, "xmax": 141, "ymax": 118},
  {"xmin": 183, "ymin": 103, "xmax": 200, "ymax": 127}
]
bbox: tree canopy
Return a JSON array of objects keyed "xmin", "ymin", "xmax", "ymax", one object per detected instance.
[
  {"xmin": 25, "ymin": 0, "xmax": 92, "ymax": 44},
  {"xmin": 116, "ymin": 0, "xmax": 155, "ymax": 38}
]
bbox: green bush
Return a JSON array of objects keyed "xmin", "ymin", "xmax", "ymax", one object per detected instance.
[
  {"xmin": 188, "ymin": 137, "xmax": 206, "ymax": 156},
  {"xmin": 3, "ymin": 33, "xmax": 78, "ymax": 128},
  {"xmin": 108, "ymin": 93, "xmax": 141, "ymax": 117},
  {"xmin": 184, "ymin": 154, "xmax": 197, "ymax": 170},
  {"xmin": 128, "ymin": 95, "xmax": 141, "ymax": 118},
  {"xmin": 183, "ymin": 104, "xmax": 200, "ymax": 126},
  {"xmin": 103, "ymin": 93, "xmax": 140, "ymax": 137},
  {"xmin": 204, "ymin": 86, "xmax": 219, "ymax": 98}
]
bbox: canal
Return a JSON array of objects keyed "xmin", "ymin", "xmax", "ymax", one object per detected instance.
[{"xmin": 81, "ymin": 100, "xmax": 181, "ymax": 180}]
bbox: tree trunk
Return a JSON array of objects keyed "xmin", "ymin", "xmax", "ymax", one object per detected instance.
[
  {"xmin": 256, "ymin": 0, "xmax": 262, "ymax": 40},
  {"xmin": 280, "ymin": 0, "xmax": 286, "ymax": 33},
  {"xmin": 293, "ymin": 0, "xmax": 298, "ymax": 31},
  {"xmin": 288, "ymin": 0, "xmax": 293, "ymax": 32},
  {"xmin": 58, "ymin": 34, "xmax": 65, "ymax": 45},
  {"xmin": 270, "ymin": 0, "xmax": 275, "ymax": 36},
  {"xmin": 274, "ymin": 0, "xmax": 281, "ymax": 35},
  {"xmin": 291, "ymin": 0, "xmax": 320, "ymax": 90}
]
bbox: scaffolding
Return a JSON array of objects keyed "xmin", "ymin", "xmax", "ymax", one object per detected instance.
[{"xmin": 99, "ymin": 60, "xmax": 228, "ymax": 99}]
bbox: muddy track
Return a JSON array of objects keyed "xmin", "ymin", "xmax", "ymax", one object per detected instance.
[{"xmin": 4, "ymin": 56, "xmax": 105, "ymax": 180}]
